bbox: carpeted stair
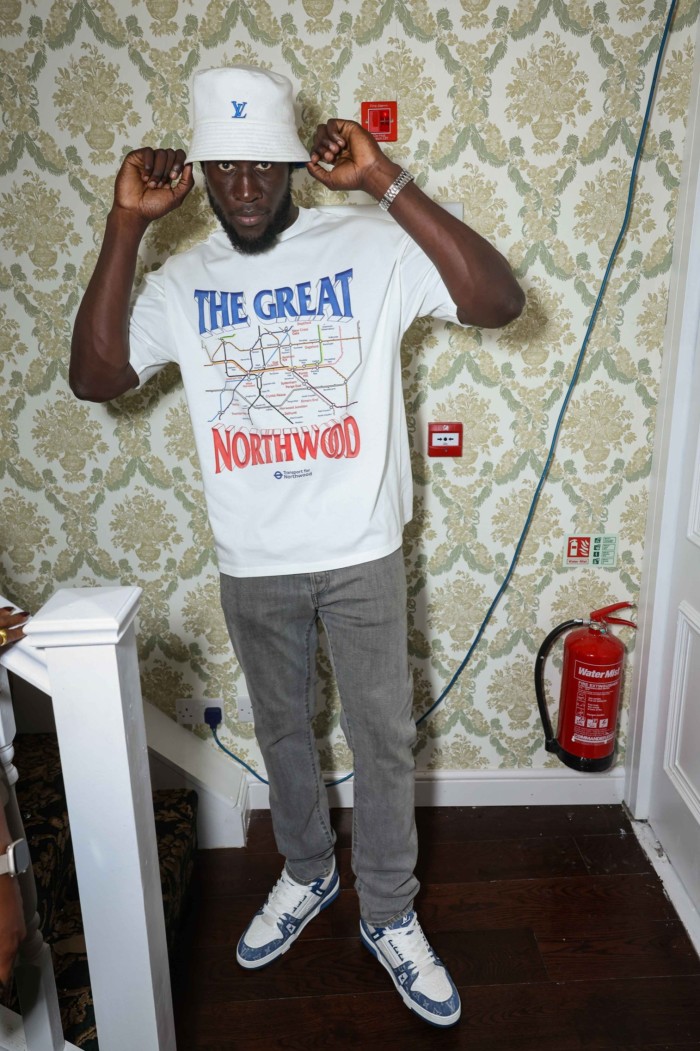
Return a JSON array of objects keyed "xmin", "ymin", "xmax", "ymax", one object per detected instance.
[{"xmin": 7, "ymin": 732, "xmax": 198, "ymax": 1049}]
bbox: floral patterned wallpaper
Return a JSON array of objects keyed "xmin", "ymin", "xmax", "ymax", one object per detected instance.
[{"xmin": 1, "ymin": 0, "xmax": 698, "ymax": 777}]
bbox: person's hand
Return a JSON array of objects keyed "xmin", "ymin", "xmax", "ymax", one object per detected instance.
[
  {"xmin": 307, "ymin": 119, "xmax": 396, "ymax": 196},
  {"xmin": 0, "ymin": 608, "xmax": 28, "ymax": 649},
  {"xmin": 0, "ymin": 810, "xmax": 26, "ymax": 991},
  {"xmin": 113, "ymin": 147, "xmax": 194, "ymax": 225}
]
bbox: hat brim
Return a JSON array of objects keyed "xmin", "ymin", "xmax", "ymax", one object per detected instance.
[{"xmin": 188, "ymin": 120, "xmax": 309, "ymax": 163}]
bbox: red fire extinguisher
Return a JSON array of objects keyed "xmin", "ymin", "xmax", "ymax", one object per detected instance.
[{"xmin": 535, "ymin": 602, "xmax": 636, "ymax": 772}]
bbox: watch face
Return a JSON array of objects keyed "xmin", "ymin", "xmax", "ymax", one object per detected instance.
[{"xmin": 10, "ymin": 839, "xmax": 31, "ymax": 875}]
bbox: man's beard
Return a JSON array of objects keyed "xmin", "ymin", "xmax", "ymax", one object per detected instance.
[{"xmin": 205, "ymin": 177, "xmax": 294, "ymax": 256}]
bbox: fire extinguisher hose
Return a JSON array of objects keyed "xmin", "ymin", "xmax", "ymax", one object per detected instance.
[{"xmin": 535, "ymin": 620, "xmax": 585, "ymax": 752}]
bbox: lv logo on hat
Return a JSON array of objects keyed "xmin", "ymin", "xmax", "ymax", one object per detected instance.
[{"xmin": 231, "ymin": 101, "xmax": 248, "ymax": 119}]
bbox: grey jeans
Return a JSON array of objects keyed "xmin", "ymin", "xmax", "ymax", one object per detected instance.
[{"xmin": 219, "ymin": 547, "xmax": 419, "ymax": 925}]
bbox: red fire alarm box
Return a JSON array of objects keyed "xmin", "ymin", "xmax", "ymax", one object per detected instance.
[
  {"xmin": 428, "ymin": 422, "xmax": 463, "ymax": 457},
  {"xmin": 361, "ymin": 101, "xmax": 398, "ymax": 142}
]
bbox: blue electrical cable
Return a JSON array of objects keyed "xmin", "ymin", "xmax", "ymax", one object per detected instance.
[
  {"xmin": 416, "ymin": 0, "xmax": 677, "ymax": 728},
  {"xmin": 212, "ymin": 727, "xmax": 270, "ymax": 783},
  {"xmin": 211, "ymin": 0, "xmax": 678, "ymax": 787}
]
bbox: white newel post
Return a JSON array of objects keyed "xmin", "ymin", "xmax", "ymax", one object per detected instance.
[{"xmin": 24, "ymin": 588, "xmax": 176, "ymax": 1051}]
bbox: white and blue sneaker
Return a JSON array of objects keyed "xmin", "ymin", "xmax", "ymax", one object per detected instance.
[
  {"xmin": 236, "ymin": 858, "xmax": 339, "ymax": 969},
  {"xmin": 360, "ymin": 910, "xmax": 461, "ymax": 1027}
]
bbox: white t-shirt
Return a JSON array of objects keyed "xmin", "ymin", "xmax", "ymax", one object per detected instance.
[{"xmin": 129, "ymin": 205, "xmax": 460, "ymax": 577}]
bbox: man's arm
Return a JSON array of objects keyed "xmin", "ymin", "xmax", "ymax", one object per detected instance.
[
  {"xmin": 70, "ymin": 147, "xmax": 194, "ymax": 403},
  {"xmin": 307, "ymin": 120, "xmax": 524, "ymax": 328}
]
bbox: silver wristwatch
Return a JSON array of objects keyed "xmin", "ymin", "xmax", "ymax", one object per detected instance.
[
  {"xmin": 0, "ymin": 839, "xmax": 31, "ymax": 877},
  {"xmin": 378, "ymin": 168, "xmax": 414, "ymax": 211}
]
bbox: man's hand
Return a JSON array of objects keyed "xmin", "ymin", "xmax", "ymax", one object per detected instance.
[
  {"xmin": 308, "ymin": 119, "xmax": 524, "ymax": 328},
  {"xmin": 0, "ymin": 607, "xmax": 28, "ymax": 648},
  {"xmin": 307, "ymin": 119, "xmax": 398, "ymax": 199},
  {"xmin": 113, "ymin": 147, "xmax": 194, "ymax": 225},
  {"xmin": 70, "ymin": 145, "xmax": 194, "ymax": 403}
]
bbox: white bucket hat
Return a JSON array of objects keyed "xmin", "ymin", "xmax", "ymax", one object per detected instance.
[{"xmin": 187, "ymin": 66, "xmax": 309, "ymax": 163}]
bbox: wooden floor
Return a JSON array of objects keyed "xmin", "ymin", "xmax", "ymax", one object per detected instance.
[{"xmin": 173, "ymin": 805, "xmax": 700, "ymax": 1050}]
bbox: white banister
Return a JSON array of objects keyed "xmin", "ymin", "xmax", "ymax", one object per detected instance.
[
  {"xmin": 0, "ymin": 1006, "xmax": 79, "ymax": 1051},
  {"xmin": 23, "ymin": 587, "xmax": 176, "ymax": 1051}
]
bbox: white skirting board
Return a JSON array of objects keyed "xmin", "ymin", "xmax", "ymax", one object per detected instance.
[
  {"xmin": 144, "ymin": 702, "xmax": 250, "ymax": 848},
  {"xmin": 632, "ymin": 820, "xmax": 700, "ymax": 956},
  {"xmin": 247, "ymin": 765, "xmax": 627, "ymax": 810},
  {"xmin": 0, "ymin": 1006, "xmax": 81, "ymax": 1050}
]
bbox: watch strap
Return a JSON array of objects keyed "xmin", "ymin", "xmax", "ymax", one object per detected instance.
[
  {"xmin": 378, "ymin": 168, "xmax": 414, "ymax": 212},
  {"xmin": 0, "ymin": 839, "xmax": 30, "ymax": 877}
]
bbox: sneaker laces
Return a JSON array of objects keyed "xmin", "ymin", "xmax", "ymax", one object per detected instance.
[
  {"xmin": 259, "ymin": 871, "xmax": 316, "ymax": 928},
  {"xmin": 384, "ymin": 915, "xmax": 440, "ymax": 978}
]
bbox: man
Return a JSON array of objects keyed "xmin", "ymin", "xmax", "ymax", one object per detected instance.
[{"xmin": 70, "ymin": 65, "xmax": 524, "ymax": 1028}]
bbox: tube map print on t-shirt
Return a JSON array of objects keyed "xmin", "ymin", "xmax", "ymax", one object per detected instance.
[{"xmin": 195, "ymin": 269, "xmax": 363, "ymax": 471}]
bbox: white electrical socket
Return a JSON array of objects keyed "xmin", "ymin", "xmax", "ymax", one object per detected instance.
[
  {"xmin": 237, "ymin": 694, "xmax": 254, "ymax": 723},
  {"xmin": 441, "ymin": 201, "xmax": 464, "ymax": 220},
  {"xmin": 175, "ymin": 698, "xmax": 223, "ymax": 726}
]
